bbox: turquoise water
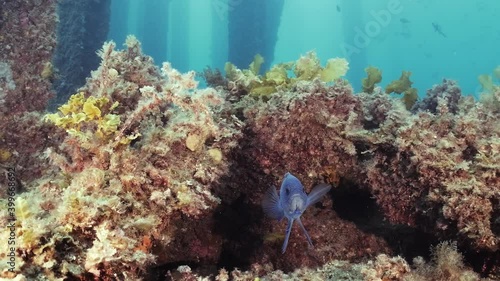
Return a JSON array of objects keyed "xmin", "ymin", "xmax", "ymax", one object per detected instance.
[{"xmin": 108, "ymin": 0, "xmax": 500, "ymax": 98}]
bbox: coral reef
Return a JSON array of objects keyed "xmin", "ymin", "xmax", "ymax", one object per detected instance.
[
  {"xmin": 0, "ymin": 0, "xmax": 58, "ymax": 185},
  {"xmin": 0, "ymin": 36, "xmax": 241, "ymax": 279},
  {"xmin": 406, "ymin": 241, "xmax": 484, "ymax": 281},
  {"xmin": 0, "ymin": 0, "xmax": 56, "ymax": 112},
  {"xmin": 412, "ymin": 79, "xmax": 462, "ymax": 114},
  {"xmin": 168, "ymin": 241, "xmax": 486, "ymax": 281},
  {"xmin": 0, "ymin": 33, "xmax": 498, "ymax": 280},
  {"xmin": 217, "ymin": 70, "xmax": 499, "ymax": 278}
]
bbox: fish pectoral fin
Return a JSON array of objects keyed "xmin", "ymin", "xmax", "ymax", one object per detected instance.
[
  {"xmin": 262, "ymin": 186, "xmax": 284, "ymax": 220},
  {"xmin": 306, "ymin": 183, "xmax": 331, "ymax": 208}
]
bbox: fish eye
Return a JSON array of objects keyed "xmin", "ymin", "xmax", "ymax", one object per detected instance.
[{"xmin": 285, "ymin": 188, "xmax": 290, "ymax": 195}]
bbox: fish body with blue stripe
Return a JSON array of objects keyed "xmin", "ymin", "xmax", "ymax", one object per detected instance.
[{"xmin": 262, "ymin": 172, "xmax": 331, "ymax": 253}]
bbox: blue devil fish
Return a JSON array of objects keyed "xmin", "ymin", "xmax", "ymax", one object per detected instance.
[{"xmin": 262, "ymin": 172, "xmax": 331, "ymax": 253}]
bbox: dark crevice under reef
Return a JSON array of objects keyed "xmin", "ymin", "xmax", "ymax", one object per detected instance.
[{"xmin": 331, "ymin": 179, "xmax": 438, "ymax": 262}]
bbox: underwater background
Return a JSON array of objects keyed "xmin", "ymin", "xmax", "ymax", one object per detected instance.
[
  {"xmin": 108, "ymin": 0, "xmax": 500, "ymax": 97},
  {"xmin": 0, "ymin": 0, "xmax": 499, "ymax": 280}
]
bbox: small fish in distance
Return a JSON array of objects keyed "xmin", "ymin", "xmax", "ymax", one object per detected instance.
[
  {"xmin": 262, "ymin": 172, "xmax": 331, "ymax": 253},
  {"xmin": 432, "ymin": 22, "xmax": 447, "ymax": 38}
]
